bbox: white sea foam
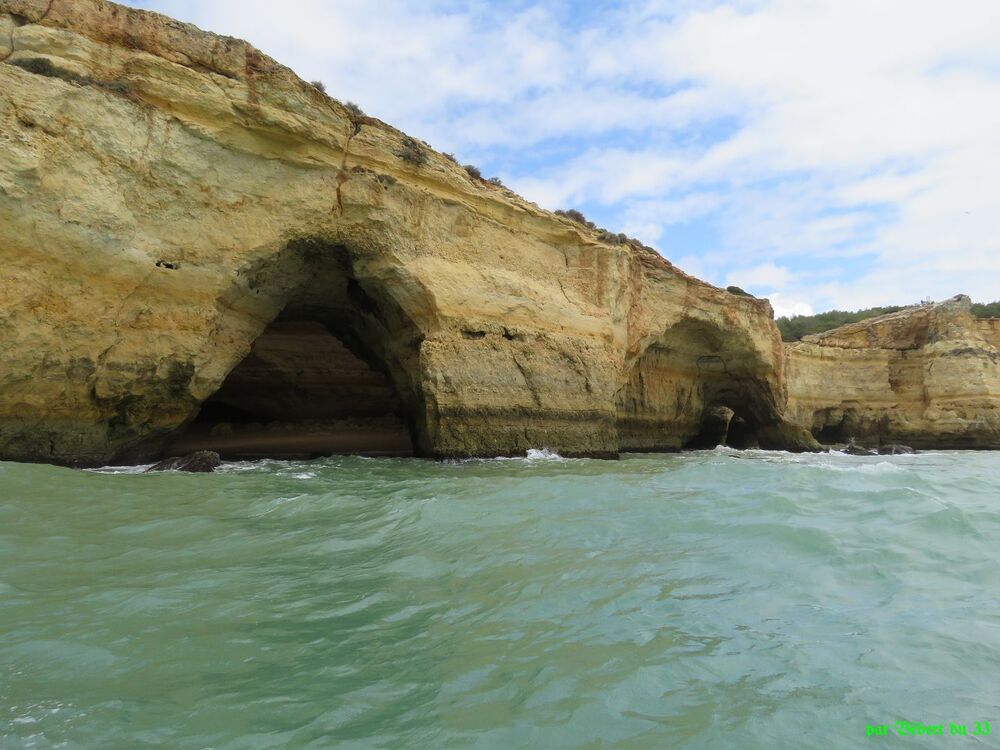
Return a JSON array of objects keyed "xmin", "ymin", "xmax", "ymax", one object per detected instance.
[
  {"xmin": 87, "ymin": 464, "xmax": 153, "ymax": 475},
  {"xmin": 450, "ymin": 447, "xmax": 569, "ymax": 464},
  {"xmin": 525, "ymin": 448, "xmax": 565, "ymax": 461},
  {"xmin": 838, "ymin": 460, "xmax": 900, "ymax": 474}
]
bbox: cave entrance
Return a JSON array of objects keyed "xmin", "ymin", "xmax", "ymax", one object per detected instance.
[
  {"xmin": 815, "ymin": 421, "xmax": 845, "ymax": 444},
  {"xmin": 169, "ymin": 317, "xmax": 413, "ymax": 459},
  {"xmin": 681, "ymin": 390, "xmax": 766, "ymax": 451},
  {"xmin": 165, "ymin": 239, "xmax": 424, "ymax": 460},
  {"xmin": 809, "ymin": 405, "xmax": 870, "ymax": 446},
  {"xmin": 617, "ymin": 319, "xmax": 785, "ymax": 452}
]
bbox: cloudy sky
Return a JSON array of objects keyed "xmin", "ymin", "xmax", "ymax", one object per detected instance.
[{"xmin": 125, "ymin": 0, "xmax": 1000, "ymax": 317}]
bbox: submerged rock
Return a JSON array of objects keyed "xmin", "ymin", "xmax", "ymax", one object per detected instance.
[
  {"xmin": 878, "ymin": 444, "xmax": 916, "ymax": 455},
  {"xmin": 841, "ymin": 444, "xmax": 878, "ymax": 456},
  {"xmin": 146, "ymin": 451, "xmax": 221, "ymax": 473}
]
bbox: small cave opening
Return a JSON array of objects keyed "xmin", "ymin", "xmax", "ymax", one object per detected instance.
[
  {"xmin": 167, "ymin": 316, "xmax": 414, "ymax": 460},
  {"xmin": 684, "ymin": 405, "xmax": 736, "ymax": 450},
  {"xmin": 724, "ymin": 413, "xmax": 757, "ymax": 449},
  {"xmin": 681, "ymin": 399, "xmax": 764, "ymax": 451},
  {"xmin": 815, "ymin": 422, "xmax": 845, "ymax": 444},
  {"xmin": 616, "ymin": 319, "xmax": 791, "ymax": 453},
  {"xmin": 810, "ymin": 407, "xmax": 853, "ymax": 445}
]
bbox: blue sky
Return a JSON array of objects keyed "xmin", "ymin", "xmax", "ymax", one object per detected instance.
[{"xmin": 124, "ymin": 0, "xmax": 1000, "ymax": 316}]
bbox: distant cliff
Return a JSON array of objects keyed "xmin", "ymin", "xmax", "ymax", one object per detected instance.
[
  {"xmin": 0, "ymin": 0, "xmax": 820, "ymax": 465},
  {"xmin": 777, "ymin": 299, "xmax": 1000, "ymax": 342},
  {"xmin": 786, "ymin": 296, "xmax": 1000, "ymax": 449}
]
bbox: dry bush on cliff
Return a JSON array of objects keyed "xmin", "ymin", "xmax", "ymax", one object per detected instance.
[
  {"xmin": 597, "ymin": 230, "xmax": 629, "ymax": 245},
  {"xmin": 555, "ymin": 208, "xmax": 596, "ymax": 229},
  {"xmin": 398, "ymin": 137, "xmax": 427, "ymax": 166}
]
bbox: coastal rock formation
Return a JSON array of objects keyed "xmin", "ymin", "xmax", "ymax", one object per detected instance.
[
  {"xmin": 0, "ymin": 0, "xmax": 820, "ymax": 465},
  {"xmin": 2, "ymin": 2, "xmax": 994, "ymax": 465},
  {"xmin": 145, "ymin": 450, "xmax": 220, "ymax": 473},
  {"xmin": 0, "ymin": 0, "xmax": 819, "ymax": 465},
  {"xmin": 978, "ymin": 318, "xmax": 1000, "ymax": 351},
  {"xmin": 3, "ymin": 2, "xmax": 995, "ymax": 465},
  {"xmin": 786, "ymin": 297, "xmax": 1000, "ymax": 449}
]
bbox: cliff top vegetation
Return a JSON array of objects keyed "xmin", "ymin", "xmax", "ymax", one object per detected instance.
[{"xmin": 777, "ymin": 300, "xmax": 1000, "ymax": 341}]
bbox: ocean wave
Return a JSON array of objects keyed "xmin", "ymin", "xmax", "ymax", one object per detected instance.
[
  {"xmin": 525, "ymin": 448, "xmax": 565, "ymax": 461},
  {"xmin": 815, "ymin": 460, "xmax": 906, "ymax": 474},
  {"xmin": 445, "ymin": 447, "xmax": 569, "ymax": 464},
  {"xmin": 7, "ymin": 448, "xmax": 1000, "ymax": 750},
  {"xmin": 86, "ymin": 464, "xmax": 153, "ymax": 475}
]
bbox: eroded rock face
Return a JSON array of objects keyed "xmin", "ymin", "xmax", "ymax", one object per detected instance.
[
  {"xmin": 0, "ymin": 0, "xmax": 818, "ymax": 465},
  {"xmin": 786, "ymin": 296, "xmax": 1000, "ymax": 449},
  {"xmin": 978, "ymin": 319, "xmax": 1000, "ymax": 351}
]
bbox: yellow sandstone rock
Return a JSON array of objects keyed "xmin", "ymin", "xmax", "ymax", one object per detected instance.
[
  {"xmin": 786, "ymin": 296, "xmax": 1000, "ymax": 449},
  {"xmin": 4, "ymin": 0, "xmax": 994, "ymax": 465},
  {"xmin": 978, "ymin": 318, "xmax": 1000, "ymax": 352}
]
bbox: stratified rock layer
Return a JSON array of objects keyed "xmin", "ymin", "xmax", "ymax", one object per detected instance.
[
  {"xmin": 786, "ymin": 296, "xmax": 1000, "ymax": 449},
  {"xmin": 11, "ymin": 1, "xmax": 995, "ymax": 465},
  {"xmin": 0, "ymin": 0, "xmax": 821, "ymax": 465}
]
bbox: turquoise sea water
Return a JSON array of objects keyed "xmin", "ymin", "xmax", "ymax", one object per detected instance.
[{"xmin": 1, "ymin": 449, "xmax": 998, "ymax": 749}]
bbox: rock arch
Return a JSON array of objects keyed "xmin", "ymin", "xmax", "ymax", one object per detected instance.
[
  {"xmin": 133, "ymin": 237, "xmax": 434, "ymax": 462},
  {"xmin": 0, "ymin": 0, "xmax": 824, "ymax": 466},
  {"xmin": 616, "ymin": 318, "xmax": 807, "ymax": 452}
]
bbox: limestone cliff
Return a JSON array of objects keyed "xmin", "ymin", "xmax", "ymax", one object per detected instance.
[
  {"xmin": 786, "ymin": 296, "xmax": 1000, "ymax": 449},
  {"xmin": 0, "ymin": 0, "xmax": 827, "ymax": 465},
  {"xmin": 977, "ymin": 318, "xmax": 1000, "ymax": 352}
]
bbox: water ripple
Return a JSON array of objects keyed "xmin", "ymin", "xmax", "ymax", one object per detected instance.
[{"xmin": 2, "ymin": 451, "xmax": 999, "ymax": 748}]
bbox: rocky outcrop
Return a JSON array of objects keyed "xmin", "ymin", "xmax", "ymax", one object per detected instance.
[
  {"xmin": 0, "ymin": 0, "xmax": 851, "ymax": 466},
  {"xmin": 2, "ymin": 2, "xmax": 995, "ymax": 465},
  {"xmin": 978, "ymin": 318, "xmax": 1000, "ymax": 352},
  {"xmin": 2, "ymin": 2, "xmax": 993, "ymax": 464},
  {"xmin": 146, "ymin": 450, "xmax": 220, "ymax": 472},
  {"xmin": 786, "ymin": 296, "xmax": 1000, "ymax": 449}
]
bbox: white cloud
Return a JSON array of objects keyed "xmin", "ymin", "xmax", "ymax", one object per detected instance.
[
  {"xmin": 624, "ymin": 193, "xmax": 723, "ymax": 229},
  {"xmin": 765, "ymin": 293, "xmax": 814, "ymax": 319},
  {"xmin": 726, "ymin": 263, "xmax": 792, "ymax": 291}
]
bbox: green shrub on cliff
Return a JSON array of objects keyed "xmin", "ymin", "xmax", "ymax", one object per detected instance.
[
  {"xmin": 11, "ymin": 57, "xmax": 65, "ymax": 78},
  {"xmin": 777, "ymin": 306, "xmax": 903, "ymax": 341},
  {"xmin": 397, "ymin": 137, "xmax": 427, "ymax": 166},
  {"xmin": 555, "ymin": 208, "xmax": 658, "ymax": 250},
  {"xmin": 972, "ymin": 301, "xmax": 1000, "ymax": 318},
  {"xmin": 555, "ymin": 208, "xmax": 595, "ymax": 229}
]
